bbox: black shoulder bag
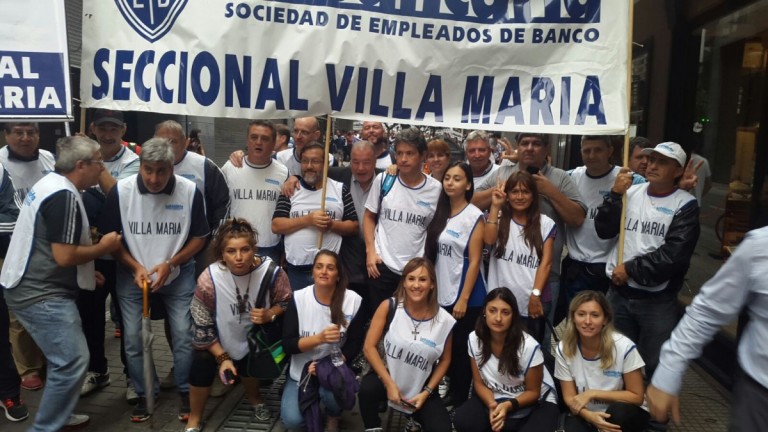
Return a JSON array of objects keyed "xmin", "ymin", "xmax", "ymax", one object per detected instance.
[{"xmin": 246, "ymin": 261, "xmax": 287, "ymax": 380}]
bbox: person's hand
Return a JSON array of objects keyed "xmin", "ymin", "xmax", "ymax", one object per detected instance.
[
  {"xmin": 385, "ymin": 382, "xmax": 402, "ymax": 405},
  {"xmin": 452, "ymin": 298, "xmax": 468, "ymax": 319},
  {"xmin": 499, "ymin": 137, "xmax": 518, "ymax": 163},
  {"xmin": 490, "ymin": 401, "xmax": 510, "ymax": 431},
  {"xmin": 310, "ymin": 210, "xmax": 332, "ymax": 233},
  {"xmin": 133, "ymin": 266, "xmax": 151, "ymax": 291},
  {"xmin": 366, "ymin": 251, "xmax": 382, "ymax": 279},
  {"xmin": 647, "ymin": 384, "xmax": 681, "ymax": 426},
  {"xmin": 308, "ymin": 360, "xmax": 317, "ymax": 376},
  {"xmin": 148, "ymin": 260, "xmax": 173, "ymax": 292},
  {"xmin": 229, "ymin": 150, "xmax": 245, "ymax": 168},
  {"xmin": 568, "ymin": 390, "xmax": 592, "ymax": 414},
  {"xmin": 611, "ymin": 167, "xmax": 633, "ymax": 195},
  {"xmin": 218, "ymin": 360, "xmax": 237, "ymax": 384},
  {"xmin": 404, "ymin": 391, "xmax": 429, "ymax": 412},
  {"xmin": 95, "ymin": 271, "xmax": 106, "ymax": 287},
  {"xmin": 611, "ymin": 263, "xmax": 629, "ymax": 286},
  {"xmin": 583, "ymin": 410, "xmax": 621, "ymax": 432},
  {"xmin": 99, "ymin": 231, "xmax": 122, "ymax": 254},
  {"xmin": 250, "ymin": 307, "xmax": 272, "ymax": 325},
  {"xmin": 679, "ymin": 158, "xmax": 704, "ymax": 191},
  {"xmin": 528, "ymin": 294, "xmax": 544, "ymax": 319},
  {"xmin": 490, "ymin": 177, "xmax": 506, "ymax": 208},
  {"xmin": 533, "ymin": 172, "xmax": 556, "ymax": 197},
  {"xmin": 281, "ymin": 176, "xmax": 301, "ymax": 198},
  {"xmin": 386, "ymin": 164, "xmax": 398, "ymax": 176},
  {"xmin": 317, "ymin": 324, "xmax": 341, "ymax": 344}
]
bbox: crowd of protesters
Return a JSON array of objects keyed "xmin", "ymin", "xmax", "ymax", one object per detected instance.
[{"xmin": 2, "ymin": 112, "xmax": 762, "ymax": 432}]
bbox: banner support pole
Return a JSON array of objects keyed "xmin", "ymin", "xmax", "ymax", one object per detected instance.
[
  {"xmin": 317, "ymin": 114, "xmax": 333, "ymax": 249},
  {"xmin": 617, "ymin": 0, "xmax": 636, "ymax": 266}
]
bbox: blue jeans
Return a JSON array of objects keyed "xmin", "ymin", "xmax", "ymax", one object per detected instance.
[
  {"xmin": 12, "ymin": 298, "xmax": 89, "ymax": 432},
  {"xmin": 608, "ymin": 288, "xmax": 680, "ymax": 379},
  {"xmin": 281, "ymin": 377, "xmax": 342, "ymax": 429},
  {"xmin": 285, "ymin": 264, "xmax": 314, "ymax": 292},
  {"xmin": 116, "ymin": 262, "xmax": 195, "ymax": 396}
]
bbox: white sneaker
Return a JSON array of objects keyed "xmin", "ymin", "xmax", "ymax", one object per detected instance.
[
  {"xmin": 80, "ymin": 370, "xmax": 110, "ymax": 396},
  {"xmin": 253, "ymin": 403, "xmax": 271, "ymax": 421},
  {"xmin": 126, "ymin": 378, "xmax": 139, "ymax": 404},
  {"xmin": 66, "ymin": 413, "xmax": 90, "ymax": 427}
]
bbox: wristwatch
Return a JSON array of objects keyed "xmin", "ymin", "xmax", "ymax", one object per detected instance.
[
  {"xmin": 531, "ymin": 288, "xmax": 541, "ymax": 297},
  {"xmin": 270, "ymin": 314, "xmax": 277, "ymax": 323}
]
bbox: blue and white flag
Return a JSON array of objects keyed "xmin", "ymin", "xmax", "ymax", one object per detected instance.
[
  {"xmin": 81, "ymin": 0, "xmax": 629, "ymax": 134},
  {"xmin": 0, "ymin": 0, "xmax": 72, "ymax": 120}
]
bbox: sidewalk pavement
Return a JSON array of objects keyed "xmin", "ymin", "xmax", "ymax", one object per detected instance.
[{"xmin": 3, "ymin": 319, "xmax": 243, "ymax": 432}]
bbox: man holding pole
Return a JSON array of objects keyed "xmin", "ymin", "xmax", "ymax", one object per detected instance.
[
  {"xmin": 272, "ymin": 142, "xmax": 358, "ymax": 290},
  {"xmin": 101, "ymin": 138, "xmax": 208, "ymax": 422},
  {"xmin": 595, "ymin": 142, "xmax": 700, "ymax": 380}
]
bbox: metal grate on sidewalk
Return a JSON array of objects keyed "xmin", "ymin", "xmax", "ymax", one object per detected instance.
[{"xmin": 219, "ymin": 374, "xmax": 286, "ymax": 431}]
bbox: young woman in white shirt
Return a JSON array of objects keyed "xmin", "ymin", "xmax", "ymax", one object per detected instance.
[
  {"xmin": 359, "ymin": 257, "xmax": 455, "ymax": 432},
  {"xmin": 425, "ymin": 161, "xmax": 486, "ymax": 408},
  {"xmin": 453, "ymin": 288, "xmax": 559, "ymax": 432},
  {"xmin": 485, "ymin": 171, "xmax": 556, "ymax": 342},
  {"xmin": 554, "ymin": 291, "xmax": 649, "ymax": 432}
]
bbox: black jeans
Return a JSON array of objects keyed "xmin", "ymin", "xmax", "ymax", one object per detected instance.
[
  {"xmin": 358, "ymin": 373, "xmax": 451, "ymax": 431},
  {"xmin": 0, "ymin": 288, "xmax": 21, "ymax": 399},
  {"xmin": 453, "ymin": 394, "xmax": 560, "ymax": 432},
  {"xmin": 76, "ymin": 259, "xmax": 119, "ymax": 374},
  {"xmin": 368, "ymin": 263, "xmax": 401, "ymax": 313},
  {"xmin": 444, "ymin": 304, "xmax": 481, "ymax": 406},
  {"xmin": 564, "ymin": 402, "xmax": 649, "ymax": 432}
]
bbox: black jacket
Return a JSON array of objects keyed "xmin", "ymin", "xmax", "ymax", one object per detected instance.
[{"xmin": 594, "ymin": 190, "xmax": 700, "ymax": 292}]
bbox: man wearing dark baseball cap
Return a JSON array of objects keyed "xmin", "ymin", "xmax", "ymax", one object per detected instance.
[
  {"xmin": 92, "ymin": 109, "xmax": 125, "ymax": 127},
  {"xmin": 595, "ymin": 141, "xmax": 700, "ymax": 382}
]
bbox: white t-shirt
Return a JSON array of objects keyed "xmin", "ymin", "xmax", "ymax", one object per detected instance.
[
  {"xmin": 210, "ymin": 258, "xmax": 278, "ymax": 360},
  {"xmin": 554, "ymin": 333, "xmax": 645, "ymax": 413},
  {"xmin": 472, "ymin": 162, "xmax": 499, "ymax": 189},
  {"xmin": 222, "ymin": 158, "xmax": 288, "ymax": 248},
  {"xmin": 435, "ymin": 204, "xmax": 486, "ymax": 307},
  {"xmin": 384, "ymin": 302, "xmax": 455, "ymax": 413},
  {"xmin": 468, "ymin": 331, "xmax": 557, "ymax": 418},
  {"xmin": 281, "ymin": 179, "xmax": 346, "ymax": 265},
  {"xmin": 0, "ymin": 147, "xmax": 55, "ymax": 201},
  {"xmin": 605, "ymin": 183, "xmax": 696, "ymax": 292},
  {"xmin": 487, "ymin": 215, "xmax": 556, "ymax": 316},
  {"xmin": 566, "ymin": 166, "xmax": 620, "ymax": 263},
  {"xmin": 365, "ymin": 173, "xmax": 441, "ymax": 274},
  {"xmin": 289, "ymin": 286, "xmax": 362, "ymax": 381}
]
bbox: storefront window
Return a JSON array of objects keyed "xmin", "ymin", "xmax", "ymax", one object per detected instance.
[{"xmin": 689, "ymin": 0, "xmax": 768, "ymax": 338}]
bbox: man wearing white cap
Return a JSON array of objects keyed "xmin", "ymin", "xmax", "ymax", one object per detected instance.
[{"xmin": 595, "ymin": 142, "xmax": 700, "ymax": 380}]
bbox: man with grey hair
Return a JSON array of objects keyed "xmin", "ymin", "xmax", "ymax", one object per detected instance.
[
  {"xmin": 464, "ymin": 130, "xmax": 499, "ymax": 186},
  {"xmin": 1, "ymin": 136, "xmax": 123, "ymax": 431},
  {"xmin": 101, "ymin": 138, "xmax": 208, "ymax": 422}
]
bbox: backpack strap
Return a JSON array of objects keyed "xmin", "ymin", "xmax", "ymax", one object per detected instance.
[
  {"xmin": 253, "ymin": 259, "xmax": 279, "ymax": 309},
  {"xmin": 383, "ymin": 297, "xmax": 396, "ymax": 334}
]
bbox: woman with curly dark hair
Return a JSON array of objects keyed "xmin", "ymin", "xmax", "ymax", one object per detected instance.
[{"xmin": 453, "ymin": 288, "xmax": 558, "ymax": 432}]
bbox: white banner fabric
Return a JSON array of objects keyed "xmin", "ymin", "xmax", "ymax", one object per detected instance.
[
  {"xmin": 81, "ymin": 0, "xmax": 629, "ymax": 134},
  {"xmin": 0, "ymin": 0, "xmax": 72, "ymax": 120}
]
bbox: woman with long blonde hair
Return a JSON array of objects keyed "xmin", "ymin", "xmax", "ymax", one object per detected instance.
[{"xmin": 555, "ymin": 291, "xmax": 649, "ymax": 432}]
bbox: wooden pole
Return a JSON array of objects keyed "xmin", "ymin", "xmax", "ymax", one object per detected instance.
[
  {"xmin": 617, "ymin": 0, "xmax": 635, "ymax": 265},
  {"xmin": 317, "ymin": 115, "xmax": 333, "ymax": 249},
  {"xmin": 79, "ymin": 107, "xmax": 86, "ymax": 134}
]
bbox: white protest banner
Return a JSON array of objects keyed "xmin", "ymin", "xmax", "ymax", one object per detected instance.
[
  {"xmin": 81, "ymin": 0, "xmax": 629, "ymax": 134},
  {"xmin": 0, "ymin": 0, "xmax": 72, "ymax": 120}
]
